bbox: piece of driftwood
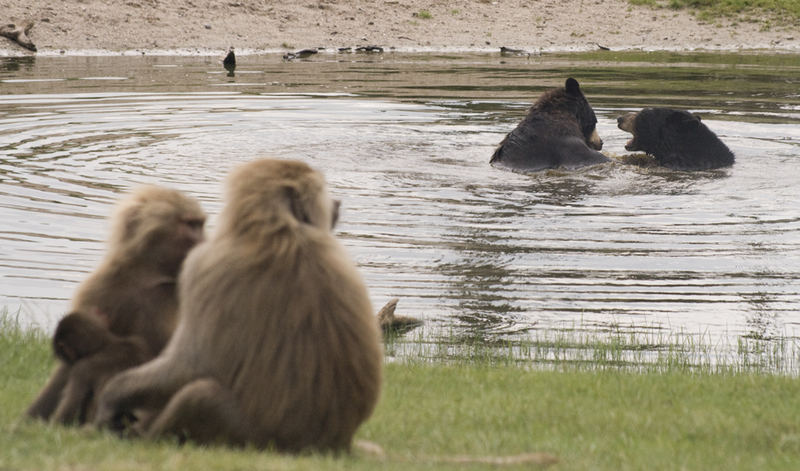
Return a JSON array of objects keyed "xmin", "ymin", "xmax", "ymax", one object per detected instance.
[
  {"xmin": 500, "ymin": 46, "xmax": 530, "ymax": 57},
  {"xmin": 0, "ymin": 22, "xmax": 36, "ymax": 51},
  {"xmin": 377, "ymin": 298, "xmax": 422, "ymax": 335},
  {"xmin": 283, "ymin": 48, "xmax": 318, "ymax": 60}
]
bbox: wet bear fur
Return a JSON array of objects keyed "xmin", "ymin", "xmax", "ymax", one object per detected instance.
[
  {"xmin": 617, "ymin": 107, "xmax": 735, "ymax": 171},
  {"xmin": 490, "ymin": 77, "xmax": 609, "ymax": 172}
]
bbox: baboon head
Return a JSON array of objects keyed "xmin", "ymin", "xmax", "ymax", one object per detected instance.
[
  {"xmin": 109, "ymin": 186, "xmax": 205, "ymax": 275},
  {"xmin": 220, "ymin": 159, "xmax": 340, "ymax": 236}
]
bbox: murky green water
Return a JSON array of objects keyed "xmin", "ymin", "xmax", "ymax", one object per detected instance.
[{"xmin": 1, "ymin": 51, "xmax": 799, "ymax": 354}]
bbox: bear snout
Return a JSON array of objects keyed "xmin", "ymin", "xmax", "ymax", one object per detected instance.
[
  {"xmin": 617, "ymin": 112, "xmax": 637, "ymax": 132},
  {"xmin": 588, "ymin": 128, "xmax": 603, "ymax": 150}
]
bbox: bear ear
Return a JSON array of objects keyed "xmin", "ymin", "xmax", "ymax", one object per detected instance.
[
  {"xmin": 693, "ymin": 113, "xmax": 702, "ymax": 121},
  {"xmin": 565, "ymin": 78, "xmax": 581, "ymax": 96}
]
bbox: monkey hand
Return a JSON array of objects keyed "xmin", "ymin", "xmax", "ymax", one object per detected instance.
[{"xmin": 93, "ymin": 402, "xmax": 135, "ymax": 434}]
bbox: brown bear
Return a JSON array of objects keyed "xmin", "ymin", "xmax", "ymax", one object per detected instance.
[
  {"xmin": 490, "ymin": 78, "xmax": 609, "ymax": 172},
  {"xmin": 617, "ymin": 108, "xmax": 735, "ymax": 170}
]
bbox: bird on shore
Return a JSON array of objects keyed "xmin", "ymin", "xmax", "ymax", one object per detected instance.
[{"xmin": 223, "ymin": 47, "xmax": 236, "ymax": 76}]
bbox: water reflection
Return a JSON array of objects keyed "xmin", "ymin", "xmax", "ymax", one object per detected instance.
[
  {"xmin": 1, "ymin": 56, "xmax": 35, "ymax": 72},
  {"xmin": 1, "ymin": 51, "xmax": 799, "ymax": 359}
]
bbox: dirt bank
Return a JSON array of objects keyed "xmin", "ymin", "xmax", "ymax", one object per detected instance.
[{"xmin": 2, "ymin": 0, "xmax": 798, "ymax": 55}]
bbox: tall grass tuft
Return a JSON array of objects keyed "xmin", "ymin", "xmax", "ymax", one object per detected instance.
[{"xmin": 385, "ymin": 322, "xmax": 800, "ymax": 375}]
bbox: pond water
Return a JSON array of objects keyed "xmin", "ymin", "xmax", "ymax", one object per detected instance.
[{"xmin": 1, "ymin": 51, "xmax": 799, "ymax": 356}]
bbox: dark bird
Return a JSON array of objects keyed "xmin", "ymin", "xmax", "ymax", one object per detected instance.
[{"xmin": 223, "ymin": 47, "xmax": 236, "ymax": 76}]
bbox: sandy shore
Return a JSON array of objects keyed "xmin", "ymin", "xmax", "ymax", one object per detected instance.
[{"xmin": 1, "ymin": 0, "xmax": 799, "ymax": 56}]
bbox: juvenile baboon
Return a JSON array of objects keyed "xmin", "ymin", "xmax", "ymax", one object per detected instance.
[
  {"xmin": 49, "ymin": 312, "xmax": 151, "ymax": 424},
  {"xmin": 26, "ymin": 185, "xmax": 206, "ymax": 423},
  {"xmin": 94, "ymin": 159, "xmax": 383, "ymax": 453}
]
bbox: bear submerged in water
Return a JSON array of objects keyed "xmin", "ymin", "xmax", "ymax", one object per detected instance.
[
  {"xmin": 617, "ymin": 107, "xmax": 735, "ymax": 171},
  {"xmin": 490, "ymin": 78, "xmax": 610, "ymax": 172}
]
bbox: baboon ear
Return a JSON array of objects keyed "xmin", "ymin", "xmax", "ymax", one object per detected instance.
[
  {"xmin": 285, "ymin": 186, "xmax": 311, "ymax": 225},
  {"xmin": 331, "ymin": 199, "xmax": 340, "ymax": 229},
  {"xmin": 118, "ymin": 203, "xmax": 142, "ymax": 240},
  {"xmin": 565, "ymin": 78, "xmax": 581, "ymax": 96}
]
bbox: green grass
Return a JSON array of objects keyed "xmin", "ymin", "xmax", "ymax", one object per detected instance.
[
  {"xmin": 4, "ymin": 315, "xmax": 800, "ymax": 470},
  {"xmin": 416, "ymin": 9, "xmax": 433, "ymax": 19},
  {"xmin": 629, "ymin": 0, "xmax": 800, "ymax": 22},
  {"xmin": 386, "ymin": 323, "xmax": 800, "ymax": 375}
]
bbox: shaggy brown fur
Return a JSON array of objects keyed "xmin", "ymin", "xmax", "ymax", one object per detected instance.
[
  {"xmin": 490, "ymin": 78, "xmax": 609, "ymax": 172},
  {"xmin": 94, "ymin": 159, "xmax": 383, "ymax": 453},
  {"xmin": 49, "ymin": 312, "xmax": 150, "ymax": 424},
  {"xmin": 26, "ymin": 186, "xmax": 206, "ymax": 423},
  {"xmin": 617, "ymin": 107, "xmax": 735, "ymax": 170}
]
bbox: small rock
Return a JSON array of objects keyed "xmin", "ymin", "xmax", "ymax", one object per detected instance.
[{"xmin": 355, "ymin": 45, "xmax": 383, "ymax": 53}]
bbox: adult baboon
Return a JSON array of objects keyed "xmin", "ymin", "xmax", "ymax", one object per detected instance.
[
  {"xmin": 95, "ymin": 159, "xmax": 383, "ymax": 453},
  {"xmin": 26, "ymin": 186, "xmax": 206, "ymax": 423}
]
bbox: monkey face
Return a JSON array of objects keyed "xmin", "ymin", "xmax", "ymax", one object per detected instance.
[
  {"xmin": 178, "ymin": 216, "xmax": 206, "ymax": 248},
  {"xmin": 109, "ymin": 186, "xmax": 206, "ymax": 276}
]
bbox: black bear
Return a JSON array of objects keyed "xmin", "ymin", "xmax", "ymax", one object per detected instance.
[
  {"xmin": 490, "ymin": 78, "xmax": 609, "ymax": 172},
  {"xmin": 617, "ymin": 108, "xmax": 735, "ymax": 170}
]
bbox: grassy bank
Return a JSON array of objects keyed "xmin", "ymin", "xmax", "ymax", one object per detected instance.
[
  {"xmin": 3, "ymin": 317, "xmax": 800, "ymax": 470},
  {"xmin": 629, "ymin": 0, "xmax": 800, "ymax": 23},
  {"xmin": 386, "ymin": 323, "xmax": 800, "ymax": 375}
]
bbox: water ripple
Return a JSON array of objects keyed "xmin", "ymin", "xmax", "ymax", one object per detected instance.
[{"xmin": 0, "ymin": 52, "xmax": 799, "ymax": 350}]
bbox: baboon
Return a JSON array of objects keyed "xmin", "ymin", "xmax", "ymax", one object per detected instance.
[
  {"xmin": 49, "ymin": 312, "xmax": 151, "ymax": 424},
  {"xmin": 94, "ymin": 158, "xmax": 383, "ymax": 453},
  {"xmin": 26, "ymin": 185, "xmax": 206, "ymax": 423}
]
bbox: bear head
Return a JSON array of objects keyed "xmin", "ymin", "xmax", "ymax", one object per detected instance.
[{"xmin": 534, "ymin": 78, "xmax": 603, "ymax": 151}]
